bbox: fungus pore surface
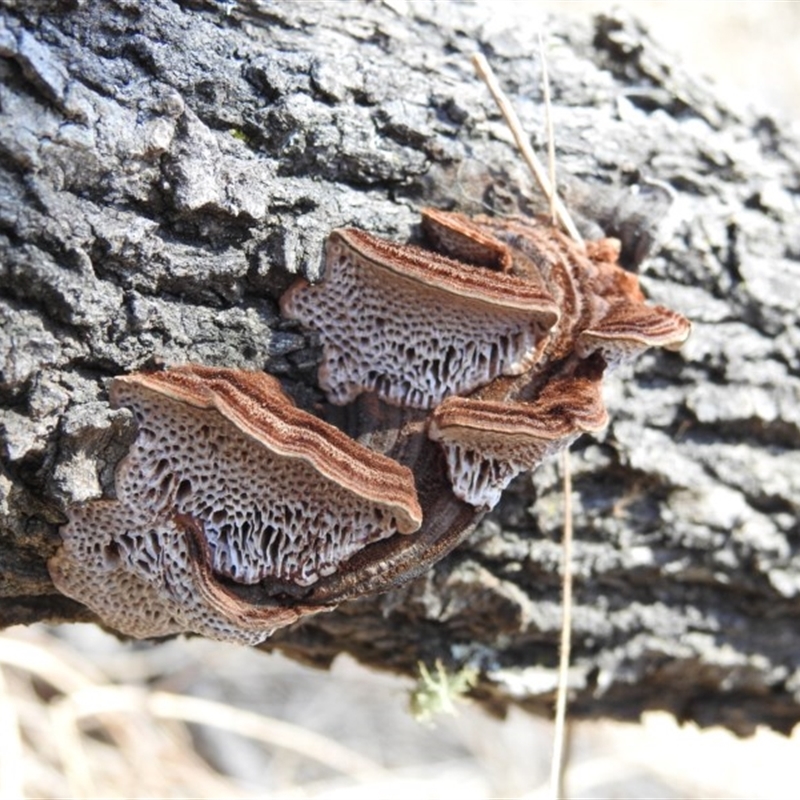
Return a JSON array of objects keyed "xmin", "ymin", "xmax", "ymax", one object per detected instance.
[
  {"xmin": 280, "ymin": 224, "xmax": 559, "ymax": 409},
  {"xmin": 50, "ymin": 366, "xmax": 421, "ymax": 643}
]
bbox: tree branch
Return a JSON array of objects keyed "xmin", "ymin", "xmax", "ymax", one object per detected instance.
[{"xmin": 1, "ymin": 0, "xmax": 798, "ymax": 735}]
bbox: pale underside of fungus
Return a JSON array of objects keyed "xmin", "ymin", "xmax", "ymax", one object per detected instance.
[
  {"xmin": 51, "ymin": 208, "xmax": 689, "ymax": 643},
  {"xmin": 50, "ymin": 366, "xmax": 422, "ymax": 644},
  {"xmin": 280, "ymin": 222, "xmax": 559, "ymax": 409}
]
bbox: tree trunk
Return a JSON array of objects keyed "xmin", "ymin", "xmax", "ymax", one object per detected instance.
[{"xmin": 1, "ymin": 0, "xmax": 798, "ymax": 736}]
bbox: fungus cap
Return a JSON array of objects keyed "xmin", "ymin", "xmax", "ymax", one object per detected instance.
[
  {"xmin": 280, "ymin": 216, "xmax": 560, "ymax": 409},
  {"xmin": 116, "ymin": 365, "xmax": 423, "ymax": 533},
  {"xmin": 420, "ymin": 207, "xmax": 514, "ymax": 272},
  {"xmin": 577, "ymin": 302, "xmax": 692, "ymax": 365},
  {"xmin": 429, "ymin": 374, "xmax": 608, "ymax": 508},
  {"xmin": 50, "ymin": 366, "xmax": 422, "ymax": 642}
]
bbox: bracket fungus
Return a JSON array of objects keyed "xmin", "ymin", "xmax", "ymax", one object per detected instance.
[
  {"xmin": 420, "ymin": 211, "xmax": 691, "ymax": 507},
  {"xmin": 51, "ymin": 207, "xmax": 689, "ymax": 643},
  {"xmin": 280, "ymin": 215, "xmax": 559, "ymax": 409},
  {"xmin": 50, "ymin": 366, "xmax": 421, "ymax": 643},
  {"xmin": 429, "ymin": 369, "xmax": 610, "ymax": 509},
  {"xmin": 284, "ymin": 208, "xmax": 689, "ymax": 509}
]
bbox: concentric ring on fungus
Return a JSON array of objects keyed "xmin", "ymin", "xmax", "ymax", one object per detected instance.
[{"xmin": 49, "ymin": 365, "xmax": 422, "ymax": 644}]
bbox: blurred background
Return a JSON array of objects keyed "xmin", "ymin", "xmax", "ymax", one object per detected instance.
[
  {"xmin": 541, "ymin": 0, "xmax": 800, "ymax": 118},
  {"xmin": 2, "ymin": 2, "xmax": 798, "ymax": 798}
]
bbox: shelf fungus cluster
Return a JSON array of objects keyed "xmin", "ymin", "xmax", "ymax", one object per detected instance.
[{"xmin": 51, "ymin": 209, "xmax": 690, "ymax": 644}]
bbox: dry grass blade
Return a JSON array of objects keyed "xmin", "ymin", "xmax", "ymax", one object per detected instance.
[
  {"xmin": 550, "ymin": 449, "xmax": 573, "ymax": 799},
  {"xmin": 149, "ymin": 690, "xmax": 390, "ymax": 782},
  {"xmin": 471, "ymin": 52, "xmax": 582, "ymax": 244},
  {"xmin": 53, "ymin": 685, "xmax": 389, "ymax": 783},
  {"xmin": 0, "ymin": 635, "xmax": 106, "ymax": 693},
  {"xmin": 0, "ymin": 666, "xmax": 25, "ymax": 800},
  {"xmin": 472, "ymin": 48, "xmax": 580, "ymax": 799}
]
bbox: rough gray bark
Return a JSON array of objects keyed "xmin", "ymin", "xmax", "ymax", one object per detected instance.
[{"xmin": 1, "ymin": 0, "xmax": 799, "ymax": 735}]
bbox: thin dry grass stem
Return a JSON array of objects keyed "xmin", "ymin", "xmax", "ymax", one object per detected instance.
[
  {"xmin": 0, "ymin": 666, "xmax": 25, "ymax": 800},
  {"xmin": 538, "ymin": 32, "xmax": 558, "ymax": 227},
  {"xmin": 542, "ymin": 32, "xmax": 575, "ymax": 796},
  {"xmin": 550, "ymin": 449, "xmax": 574, "ymax": 800},
  {"xmin": 472, "ymin": 47, "xmax": 579, "ymax": 799},
  {"xmin": 148, "ymin": 690, "xmax": 390, "ymax": 782},
  {"xmin": 471, "ymin": 52, "xmax": 582, "ymax": 244},
  {"xmin": 0, "ymin": 635, "xmax": 105, "ymax": 693}
]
